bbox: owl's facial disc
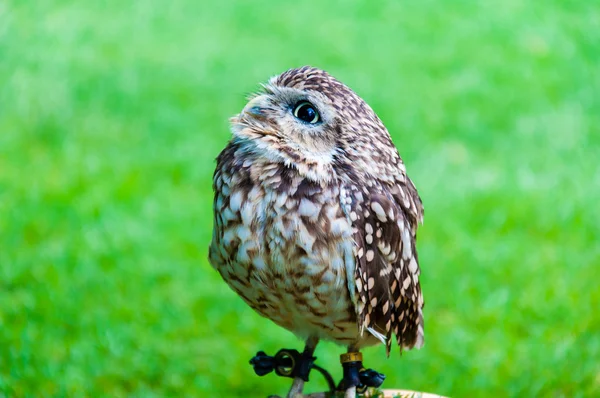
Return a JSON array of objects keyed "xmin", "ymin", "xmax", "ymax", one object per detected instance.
[
  {"xmin": 230, "ymin": 85, "xmax": 340, "ymax": 183},
  {"xmin": 240, "ymin": 91, "xmax": 326, "ymax": 128},
  {"xmin": 236, "ymin": 86, "xmax": 336, "ymax": 144}
]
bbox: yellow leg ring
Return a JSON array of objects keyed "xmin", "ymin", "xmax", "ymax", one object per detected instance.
[{"xmin": 340, "ymin": 352, "xmax": 363, "ymax": 363}]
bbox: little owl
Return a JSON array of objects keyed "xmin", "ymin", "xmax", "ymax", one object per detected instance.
[{"xmin": 209, "ymin": 66, "xmax": 424, "ymax": 397}]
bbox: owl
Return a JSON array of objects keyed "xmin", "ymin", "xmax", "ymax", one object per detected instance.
[{"xmin": 209, "ymin": 66, "xmax": 424, "ymax": 397}]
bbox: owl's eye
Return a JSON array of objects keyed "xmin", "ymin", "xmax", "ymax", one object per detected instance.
[{"xmin": 292, "ymin": 101, "xmax": 320, "ymax": 124}]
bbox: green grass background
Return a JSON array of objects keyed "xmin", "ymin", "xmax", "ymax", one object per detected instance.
[{"xmin": 1, "ymin": 0, "xmax": 599, "ymax": 396}]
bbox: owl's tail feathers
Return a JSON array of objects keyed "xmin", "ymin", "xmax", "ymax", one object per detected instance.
[{"xmin": 413, "ymin": 311, "xmax": 425, "ymax": 349}]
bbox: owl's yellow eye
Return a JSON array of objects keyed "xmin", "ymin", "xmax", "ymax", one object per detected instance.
[{"xmin": 293, "ymin": 101, "xmax": 320, "ymax": 124}]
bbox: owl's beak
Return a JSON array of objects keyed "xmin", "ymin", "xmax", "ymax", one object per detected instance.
[
  {"xmin": 242, "ymin": 96, "xmax": 267, "ymax": 119},
  {"xmin": 231, "ymin": 95, "xmax": 276, "ymax": 137},
  {"xmin": 246, "ymin": 106, "xmax": 264, "ymax": 116}
]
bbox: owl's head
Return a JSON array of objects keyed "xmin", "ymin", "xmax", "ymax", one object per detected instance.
[{"xmin": 230, "ymin": 66, "xmax": 402, "ymax": 183}]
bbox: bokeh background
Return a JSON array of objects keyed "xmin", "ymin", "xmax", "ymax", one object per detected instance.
[{"xmin": 1, "ymin": 0, "xmax": 599, "ymax": 396}]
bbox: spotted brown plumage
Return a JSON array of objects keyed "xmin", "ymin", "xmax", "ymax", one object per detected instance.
[{"xmin": 209, "ymin": 66, "xmax": 425, "ymax": 394}]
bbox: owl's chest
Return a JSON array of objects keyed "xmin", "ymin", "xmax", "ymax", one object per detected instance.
[
  {"xmin": 212, "ymin": 177, "xmax": 354, "ymax": 278},
  {"xmin": 210, "ymin": 174, "xmax": 358, "ymax": 337}
]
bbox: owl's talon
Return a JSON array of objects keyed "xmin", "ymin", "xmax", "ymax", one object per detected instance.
[{"xmin": 359, "ymin": 368, "xmax": 386, "ymax": 389}]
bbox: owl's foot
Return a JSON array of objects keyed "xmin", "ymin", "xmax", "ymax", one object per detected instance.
[{"xmin": 337, "ymin": 352, "xmax": 386, "ymax": 395}]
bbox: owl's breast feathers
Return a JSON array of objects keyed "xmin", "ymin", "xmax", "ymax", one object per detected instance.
[{"xmin": 210, "ymin": 141, "xmax": 361, "ymax": 342}]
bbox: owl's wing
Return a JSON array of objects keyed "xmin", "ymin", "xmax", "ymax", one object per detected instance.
[{"xmin": 341, "ymin": 177, "xmax": 424, "ymax": 355}]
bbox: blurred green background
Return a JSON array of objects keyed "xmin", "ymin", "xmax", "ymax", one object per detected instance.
[{"xmin": 1, "ymin": 0, "xmax": 599, "ymax": 396}]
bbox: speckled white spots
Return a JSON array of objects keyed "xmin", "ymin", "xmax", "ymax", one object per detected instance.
[
  {"xmin": 357, "ymin": 300, "xmax": 365, "ymax": 313},
  {"xmin": 357, "ymin": 247, "xmax": 364, "ymax": 258},
  {"xmin": 285, "ymin": 198, "xmax": 297, "ymax": 210},
  {"xmin": 236, "ymin": 241, "xmax": 254, "ymax": 263},
  {"xmin": 236, "ymin": 225, "xmax": 252, "ymax": 242},
  {"xmin": 368, "ymin": 277, "xmax": 375, "ymax": 290},
  {"xmin": 396, "ymin": 218, "xmax": 405, "ymax": 233},
  {"xmin": 297, "ymin": 221, "xmax": 316, "ymax": 252},
  {"xmin": 229, "ymin": 190, "xmax": 244, "ymax": 212},
  {"xmin": 408, "ymin": 257, "xmax": 418, "ymax": 274},
  {"xmin": 366, "ymin": 234, "xmax": 373, "ymax": 244},
  {"xmin": 214, "ymin": 176, "xmax": 223, "ymax": 190},
  {"xmin": 221, "ymin": 228, "xmax": 235, "ymax": 246},
  {"xmin": 356, "ymin": 277, "xmax": 363, "ymax": 292},
  {"xmin": 298, "ymin": 197, "xmax": 320, "ymax": 218},
  {"xmin": 240, "ymin": 202, "xmax": 255, "ymax": 226},
  {"xmin": 366, "ymin": 250, "xmax": 375, "ymax": 262},
  {"xmin": 221, "ymin": 207, "xmax": 236, "ymax": 222},
  {"xmin": 371, "ymin": 202, "xmax": 387, "ymax": 222},
  {"xmin": 253, "ymin": 256, "xmax": 266, "ymax": 270},
  {"xmin": 314, "ymin": 281, "xmax": 333, "ymax": 294},
  {"xmin": 380, "ymin": 242, "xmax": 391, "ymax": 256},
  {"xmin": 215, "ymin": 194, "xmax": 225, "ymax": 211},
  {"xmin": 248, "ymin": 186, "xmax": 263, "ymax": 203},
  {"xmin": 350, "ymin": 211, "xmax": 358, "ymax": 221},
  {"xmin": 379, "ymin": 265, "xmax": 392, "ymax": 276},
  {"xmin": 325, "ymin": 204, "xmax": 338, "ymax": 221},
  {"xmin": 221, "ymin": 184, "xmax": 230, "ymax": 196},
  {"xmin": 354, "ymin": 191, "xmax": 364, "ymax": 202},
  {"xmin": 331, "ymin": 218, "xmax": 351, "ymax": 237},
  {"xmin": 275, "ymin": 193, "xmax": 287, "ymax": 208},
  {"xmin": 321, "ymin": 270, "xmax": 335, "ymax": 283},
  {"xmin": 402, "ymin": 228, "xmax": 412, "ymax": 260}
]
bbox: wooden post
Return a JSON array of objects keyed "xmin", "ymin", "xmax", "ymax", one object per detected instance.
[
  {"xmin": 270, "ymin": 389, "xmax": 447, "ymax": 398},
  {"xmin": 367, "ymin": 390, "xmax": 447, "ymax": 398}
]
